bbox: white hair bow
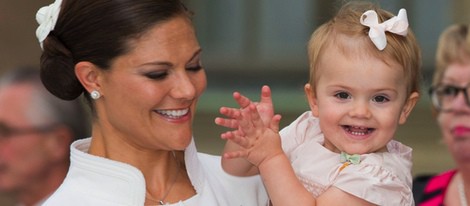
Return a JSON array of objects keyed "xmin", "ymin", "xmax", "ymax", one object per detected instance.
[
  {"xmin": 360, "ymin": 8, "xmax": 408, "ymax": 51},
  {"xmin": 35, "ymin": 0, "xmax": 63, "ymax": 50}
]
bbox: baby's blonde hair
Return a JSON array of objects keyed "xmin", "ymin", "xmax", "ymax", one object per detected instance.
[{"xmin": 307, "ymin": 1, "xmax": 421, "ymax": 97}]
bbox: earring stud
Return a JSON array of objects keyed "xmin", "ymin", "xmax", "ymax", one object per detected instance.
[{"xmin": 90, "ymin": 90, "xmax": 101, "ymax": 100}]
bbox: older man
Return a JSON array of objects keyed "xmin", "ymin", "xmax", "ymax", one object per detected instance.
[{"xmin": 0, "ymin": 67, "xmax": 90, "ymax": 206}]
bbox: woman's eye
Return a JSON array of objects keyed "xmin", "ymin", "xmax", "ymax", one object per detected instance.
[
  {"xmin": 186, "ymin": 65, "xmax": 202, "ymax": 72},
  {"xmin": 373, "ymin": 95, "xmax": 389, "ymax": 103},
  {"xmin": 334, "ymin": 92, "xmax": 350, "ymax": 99},
  {"xmin": 441, "ymin": 86, "xmax": 458, "ymax": 96},
  {"xmin": 145, "ymin": 71, "xmax": 168, "ymax": 80}
]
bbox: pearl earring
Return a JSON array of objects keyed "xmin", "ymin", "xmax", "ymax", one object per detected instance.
[{"xmin": 90, "ymin": 90, "xmax": 101, "ymax": 100}]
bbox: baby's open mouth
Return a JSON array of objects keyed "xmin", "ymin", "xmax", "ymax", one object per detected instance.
[{"xmin": 342, "ymin": 125, "xmax": 375, "ymax": 136}]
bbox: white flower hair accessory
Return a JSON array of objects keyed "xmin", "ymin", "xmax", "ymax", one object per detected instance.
[
  {"xmin": 360, "ymin": 8, "xmax": 408, "ymax": 51},
  {"xmin": 35, "ymin": 0, "xmax": 63, "ymax": 50}
]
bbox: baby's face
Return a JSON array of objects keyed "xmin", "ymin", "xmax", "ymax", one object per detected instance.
[{"xmin": 306, "ymin": 43, "xmax": 418, "ymax": 154}]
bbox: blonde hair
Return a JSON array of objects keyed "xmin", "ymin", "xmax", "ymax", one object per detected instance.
[
  {"xmin": 433, "ymin": 24, "xmax": 470, "ymax": 86},
  {"xmin": 307, "ymin": 1, "xmax": 421, "ymax": 97},
  {"xmin": 430, "ymin": 24, "xmax": 470, "ymax": 115}
]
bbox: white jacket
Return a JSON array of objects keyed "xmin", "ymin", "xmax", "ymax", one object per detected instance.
[{"xmin": 43, "ymin": 138, "xmax": 268, "ymax": 206}]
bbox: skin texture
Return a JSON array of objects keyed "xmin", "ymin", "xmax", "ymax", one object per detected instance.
[
  {"xmin": 0, "ymin": 84, "xmax": 71, "ymax": 205},
  {"xmin": 215, "ymin": 42, "xmax": 419, "ymax": 205},
  {"xmin": 74, "ymin": 16, "xmax": 206, "ymax": 204}
]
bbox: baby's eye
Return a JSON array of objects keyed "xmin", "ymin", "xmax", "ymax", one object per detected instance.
[
  {"xmin": 372, "ymin": 95, "xmax": 389, "ymax": 103},
  {"xmin": 334, "ymin": 92, "xmax": 351, "ymax": 99}
]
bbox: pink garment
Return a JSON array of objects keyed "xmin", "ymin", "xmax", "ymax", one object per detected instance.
[
  {"xmin": 279, "ymin": 111, "xmax": 414, "ymax": 206},
  {"xmin": 418, "ymin": 170, "xmax": 456, "ymax": 206}
]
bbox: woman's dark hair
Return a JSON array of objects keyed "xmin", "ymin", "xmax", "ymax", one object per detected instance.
[{"xmin": 40, "ymin": 0, "xmax": 191, "ymax": 102}]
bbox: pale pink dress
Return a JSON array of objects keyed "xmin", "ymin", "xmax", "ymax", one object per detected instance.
[{"xmin": 279, "ymin": 111, "xmax": 414, "ymax": 206}]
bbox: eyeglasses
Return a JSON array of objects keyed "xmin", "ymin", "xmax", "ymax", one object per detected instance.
[
  {"xmin": 0, "ymin": 122, "xmax": 56, "ymax": 139},
  {"xmin": 429, "ymin": 84, "xmax": 470, "ymax": 112}
]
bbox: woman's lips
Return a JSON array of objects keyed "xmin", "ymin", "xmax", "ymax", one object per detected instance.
[{"xmin": 453, "ymin": 126, "xmax": 470, "ymax": 137}]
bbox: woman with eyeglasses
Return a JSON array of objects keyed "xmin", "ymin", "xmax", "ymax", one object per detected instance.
[{"xmin": 413, "ymin": 24, "xmax": 470, "ymax": 206}]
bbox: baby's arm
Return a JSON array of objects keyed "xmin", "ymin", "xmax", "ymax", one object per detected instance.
[{"xmin": 219, "ymin": 93, "xmax": 317, "ymax": 205}]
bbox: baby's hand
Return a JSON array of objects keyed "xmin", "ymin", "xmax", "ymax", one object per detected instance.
[
  {"xmin": 215, "ymin": 85, "xmax": 275, "ymax": 129},
  {"xmin": 222, "ymin": 104, "xmax": 283, "ymax": 167},
  {"xmin": 215, "ymin": 86, "xmax": 283, "ymax": 167}
]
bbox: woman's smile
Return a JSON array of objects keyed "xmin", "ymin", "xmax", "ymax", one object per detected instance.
[{"xmin": 155, "ymin": 108, "xmax": 190, "ymax": 119}]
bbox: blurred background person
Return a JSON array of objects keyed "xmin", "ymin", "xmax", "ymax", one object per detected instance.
[
  {"xmin": 413, "ymin": 24, "xmax": 470, "ymax": 205},
  {"xmin": 0, "ymin": 66, "xmax": 90, "ymax": 206}
]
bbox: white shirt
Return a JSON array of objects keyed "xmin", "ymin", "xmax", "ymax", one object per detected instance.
[{"xmin": 43, "ymin": 138, "xmax": 269, "ymax": 206}]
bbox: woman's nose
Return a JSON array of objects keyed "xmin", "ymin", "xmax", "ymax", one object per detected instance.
[
  {"xmin": 449, "ymin": 92, "xmax": 470, "ymax": 113},
  {"xmin": 171, "ymin": 73, "xmax": 196, "ymax": 101}
]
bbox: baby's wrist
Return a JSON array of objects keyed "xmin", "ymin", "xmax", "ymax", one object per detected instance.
[{"xmin": 257, "ymin": 151, "xmax": 286, "ymax": 171}]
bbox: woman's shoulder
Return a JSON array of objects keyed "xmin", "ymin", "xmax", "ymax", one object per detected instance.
[
  {"xmin": 413, "ymin": 169, "xmax": 457, "ymax": 204},
  {"xmin": 418, "ymin": 169, "xmax": 457, "ymax": 190}
]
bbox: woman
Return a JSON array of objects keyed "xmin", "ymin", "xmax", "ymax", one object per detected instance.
[
  {"xmin": 413, "ymin": 24, "xmax": 470, "ymax": 205},
  {"xmin": 35, "ymin": 0, "xmax": 269, "ymax": 205}
]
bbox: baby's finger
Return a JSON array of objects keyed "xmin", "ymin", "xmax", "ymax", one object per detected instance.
[
  {"xmin": 270, "ymin": 114, "xmax": 282, "ymax": 132},
  {"xmin": 233, "ymin": 92, "xmax": 252, "ymax": 109},
  {"xmin": 248, "ymin": 103, "xmax": 265, "ymax": 129},
  {"xmin": 223, "ymin": 150, "xmax": 248, "ymax": 159},
  {"xmin": 220, "ymin": 130, "xmax": 236, "ymax": 140},
  {"xmin": 219, "ymin": 107, "xmax": 241, "ymax": 119},
  {"xmin": 215, "ymin": 117, "xmax": 239, "ymax": 129},
  {"xmin": 238, "ymin": 109, "xmax": 256, "ymax": 136},
  {"xmin": 228, "ymin": 131, "xmax": 252, "ymax": 148},
  {"xmin": 260, "ymin": 85, "xmax": 273, "ymax": 106}
]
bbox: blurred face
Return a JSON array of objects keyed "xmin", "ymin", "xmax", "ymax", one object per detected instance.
[
  {"xmin": 305, "ymin": 44, "xmax": 418, "ymax": 154},
  {"xmin": 437, "ymin": 63, "xmax": 470, "ymax": 163},
  {"xmin": 95, "ymin": 16, "xmax": 206, "ymax": 151},
  {"xmin": 0, "ymin": 84, "xmax": 54, "ymax": 192}
]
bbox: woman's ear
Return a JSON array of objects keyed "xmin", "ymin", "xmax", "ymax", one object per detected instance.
[
  {"xmin": 75, "ymin": 62, "xmax": 101, "ymax": 94},
  {"xmin": 399, "ymin": 92, "xmax": 420, "ymax": 124},
  {"xmin": 304, "ymin": 83, "xmax": 319, "ymax": 117}
]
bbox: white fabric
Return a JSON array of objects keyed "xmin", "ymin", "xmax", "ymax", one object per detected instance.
[
  {"xmin": 360, "ymin": 8, "xmax": 409, "ymax": 50},
  {"xmin": 42, "ymin": 138, "xmax": 269, "ymax": 206},
  {"xmin": 36, "ymin": 0, "xmax": 62, "ymax": 49},
  {"xmin": 280, "ymin": 111, "xmax": 414, "ymax": 206}
]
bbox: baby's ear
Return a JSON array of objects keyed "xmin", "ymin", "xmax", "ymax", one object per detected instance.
[
  {"xmin": 399, "ymin": 92, "xmax": 420, "ymax": 124},
  {"xmin": 304, "ymin": 83, "xmax": 319, "ymax": 117}
]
